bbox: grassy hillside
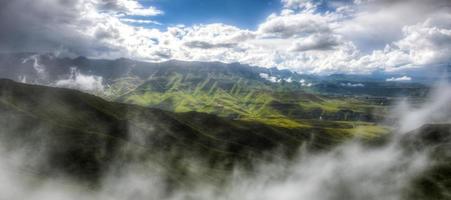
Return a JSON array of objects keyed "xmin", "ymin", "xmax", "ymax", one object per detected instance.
[
  {"xmin": 118, "ymin": 72, "xmax": 388, "ymax": 136},
  {"xmin": 1, "ymin": 80, "xmax": 450, "ymax": 199},
  {"xmin": 0, "ymin": 53, "xmax": 422, "ymax": 137},
  {"xmin": 402, "ymin": 124, "xmax": 451, "ymax": 200},
  {"xmin": 0, "ymin": 79, "xmax": 353, "ymax": 186}
]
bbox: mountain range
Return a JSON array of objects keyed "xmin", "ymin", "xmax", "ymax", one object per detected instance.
[
  {"xmin": 0, "ymin": 78, "xmax": 450, "ymax": 199},
  {"xmin": 0, "ymin": 77, "xmax": 366, "ymax": 190},
  {"xmin": 1, "ymin": 52, "xmax": 451, "ymax": 199},
  {"xmin": 0, "ymin": 53, "xmax": 433, "ymax": 136}
]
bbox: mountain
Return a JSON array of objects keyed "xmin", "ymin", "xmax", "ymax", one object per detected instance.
[
  {"xmin": 0, "ymin": 53, "xmax": 314, "ymax": 87},
  {"xmin": 402, "ymin": 124, "xmax": 451, "ymax": 200},
  {"xmin": 0, "ymin": 53, "xmax": 434, "ymax": 135},
  {"xmin": 0, "ymin": 79, "xmax": 348, "ymax": 186},
  {"xmin": 117, "ymin": 63, "xmax": 389, "ymax": 130},
  {"xmin": 314, "ymin": 81, "xmax": 428, "ymax": 97},
  {"xmin": 0, "ymin": 53, "xmax": 429, "ymax": 99},
  {"xmin": 0, "ymin": 53, "xmax": 395, "ymax": 134},
  {"xmin": 0, "ymin": 79, "xmax": 450, "ymax": 199}
]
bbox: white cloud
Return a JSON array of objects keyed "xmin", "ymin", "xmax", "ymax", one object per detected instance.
[
  {"xmin": 157, "ymin": 0, "xmax": 450, "ymax": 74},
  {"xmin": 281, "ymin": 0, "xmax": 317, "ymax": 11},
  {"xmin": 386, "ymin": 76, "xmax": 412, "ymax": 82},
  {"xmin": 98, "ymin": 0, "xmax": 163, "ymax": 16},
  {"xmin": 299, "ymin": 79, "xmax": 312, "ymax": 87},
  {"xmin": 178, "ymin": 24, "xmax": 255, "ymax": 50},
  {"xmin": 259, "ymin": 73, "xmax": 280, "ymax": 83},
  {"xmin": 22, "ymin": 55, "xmax": 46, "ymax": 78},
  {"xmin": 392, "ymin": 80, "xmax": 451, "ymax": 132},
  {"xmin": 394, "ymin": 15, "xmax": 451, "ymax": 65},
  {"xmin": 337, "ymin": 0, "xmax": 450, "ymax": 50},
  {"xmin": 0, "ymin": 0, "xmax": 163, "ymax": 59},
  {"xmin": 259, "ymin": 73, "xmax": 270, "ymax": 79},
  {"xmin": 257, "ymin": 12, "xmax": 332, "ymax": 38},
  {"xmin": 290, "ymin": 33, "xmax": 341, "ymax": 51},
  {"xmin": 1, "ymin": 0, "xmax": 451, "ymax": 74},
  {"xmin": 98, "ymin": 4, "xmax": 449, "ymax": 74},
  {"xmin": 55, "ymin": 68, "xmax": 105, "ymax": 92}
]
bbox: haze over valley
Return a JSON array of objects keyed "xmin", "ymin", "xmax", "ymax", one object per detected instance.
[{"xmin": 0, "ymin": 0, "xmax": 451, "ymax": 199}]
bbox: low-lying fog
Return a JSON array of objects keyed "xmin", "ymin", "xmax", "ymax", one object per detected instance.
[{"xmin": 0, "ymin": 80, "xmax": 450, "ymax": 200}]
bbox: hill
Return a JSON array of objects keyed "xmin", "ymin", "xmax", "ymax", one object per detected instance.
[
  {"xmin": 0, "ymin": 53, "xmax": 394, "ymax": 134},
  {"xmin": 1, "ymin": 79, "xmax": 450, "ymax": 199},
  {"xmin": 0, "ymin": 79, "xmax": 349, "ymax": 186},
  {"xmin": 402, "ymin": 124, "xmax": 451, "ymax": 200}
]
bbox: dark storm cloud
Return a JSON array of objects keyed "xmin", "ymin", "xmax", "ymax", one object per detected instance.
[{"xmin": 0, "ymin": 0, "xmax": 115, "ymax": 56}]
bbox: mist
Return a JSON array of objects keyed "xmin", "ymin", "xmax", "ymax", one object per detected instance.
[
  {"xmin": 392, "ymin": 80, "xmax": 451, "ymax": 133},
  {"xmin": 54, "ymin": 67, "xmax": 105, "ymax": 93},
  {"xmin": 0, "ymin": 0, "xmax": 450, "ymax": 198},
  {"xmin": 0, "ymin": 80, "xmax": 449, "ymax": 199}
]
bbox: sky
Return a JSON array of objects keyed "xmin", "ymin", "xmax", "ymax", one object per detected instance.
[
  {"xmin": 143, "ymin": 0, "xmax": 283, "ymax": 29},
  {"xmin": 0, "ymin": 0, "xmax": 450, "ymax": 74}
]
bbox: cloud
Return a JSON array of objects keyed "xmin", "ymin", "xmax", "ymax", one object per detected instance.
[
  {"xmin": 386, "ymin": 76, "xmax": 412, "ymax": 82},
  {"xmin": 0, "ymin": 0, "xmax": 161, "ymax": 59},
  {"xmin": 299, "ymin": 79, "xmax": 312, "ymax": 87},
  {"xmin": 55, "ymin": 68, "xmax": 105, "ymax": 92},
  {"xmin": 1, "ymin": 0, "xmax": 451, "ymax": 74},
  {"xmin": 0, "ymin": 0, "xmax": 87, "ymax": 54},
  {"xmin": 391, "ymin": 79, "xmax": 451, "ymax": 132},
  {"xmin": 290, "ymin": 33, "xmax": 340, "ymax": 51},
  {"xmin": 97, "ymin": 0, "xmax": 163, "ymax": 16},
  {"xmin": 22, "ymin": 55, "xmax": 47, "ymax": 79},
  {"xmin": 337, "ymin": 0, "xmax": 451, "ymax": 51},
  {"xmin": 281, "ymin": 0, "xmax": 317, "ymax": 11},
  {"xmin": 259, "ymin": 73, "xmax": 280, "ymax": 83},
  {"xmin": 181, "ymin": 24, "xmax": 255, "ymax": 46},
  {"xmin": 257, "ymin": 12, "xmax": 332, "ymax": 38},
  {"xmin": 394, "ymin": 15, "xmax": 451, "ymax": 65}
]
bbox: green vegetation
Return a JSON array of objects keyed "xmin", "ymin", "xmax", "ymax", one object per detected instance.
[
  {"xmin": 0, "ymin": 79, "xmax": 355, "ymax": 186},
  {"xmin": 115, "ymin": 72, "xmax": 389, "ymax": 136},
  {"xmin": 0, "ymin": 55, "xmax": 446, "ymax": 199},
  {"xmin": 0, "ymin": 53, "xmax": 422, "ymax": 138}
]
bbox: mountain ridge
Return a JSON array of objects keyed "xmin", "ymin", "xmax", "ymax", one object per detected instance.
[{"xmin": 0, "ymin": 78, "xmax": 348, "ymax": 186}]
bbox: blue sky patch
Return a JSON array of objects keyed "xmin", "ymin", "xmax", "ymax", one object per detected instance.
[{"xmin": 141, "ymin": 0, "xmax": 282, "ymax": 29}]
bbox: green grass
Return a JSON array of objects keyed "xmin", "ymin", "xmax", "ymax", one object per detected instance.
[{"xmin": 116, "ymin": 73, "xmax": 388, "ymax": 136}]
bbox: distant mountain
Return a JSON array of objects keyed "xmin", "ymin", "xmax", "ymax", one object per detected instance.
[
  {"xmin": 0, "ymin": 53, "xmax": 429, "ymax": 98},
  {"xmin": 0, "ymin": 53, "xmax": 429, "ymax": 132},
  {"xmin": 0, "ymin": 53, "xmax": 314, "ymax": 87}
]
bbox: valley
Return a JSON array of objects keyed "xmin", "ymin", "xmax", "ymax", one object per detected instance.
[
  {"xmin": 0, "ymin": 78, "xmax": 450, "ymax": 199},
  {"xmin": 2, "ymin": 0, "xmax": 451, "ymax": 199},
  {"xmin": 0, "ymin": 53, "xmax": 412, "ymax": 136}
]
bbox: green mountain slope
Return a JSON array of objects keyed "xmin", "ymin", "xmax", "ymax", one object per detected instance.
[
  {"xmin": 118, "ymin": 71, "xmax": 388, "ymax": 136},
  {"xmin": 0, "ymin": 79, "xmax": 349, "ymax": 186},
  {"xmin": 0, "ymin": 53, "xmax": 414, "ymax": 136},
  {"xmin": 402, "ymin": 124, "xmax": 451, "ymax": 200},
  {"xmin": 1, "ymin": 79, "xmax": 450, "ymax": 199}
]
